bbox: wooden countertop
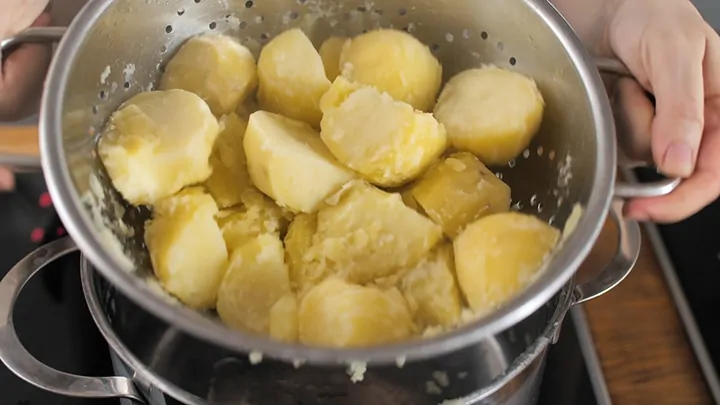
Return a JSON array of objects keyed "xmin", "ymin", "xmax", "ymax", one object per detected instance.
[{"xmin": 0, "ymin": 125, "xmax": 714, "ymax": 404}]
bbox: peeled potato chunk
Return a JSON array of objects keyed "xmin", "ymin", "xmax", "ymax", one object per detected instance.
[
  {"xmin": 319, "ymin": 36, "xmax": 347, "ymax": 81},
  {"xmin": 454, "ymin": 212, "xmax": 560, "ymax": 314},
  {"xmin": 216, "ymin": 188, "xmax": 291, "ymax": 254},
  {"xmin": 298, "ymin": 278, "xmax": 415, "ymax": 348},
  {"xmin": 160, "ymin": 34, "xmax": 257, "ymax": 116},
  {"xmin": 400, "ymin": 243, "xmax": 463, "ymax": 328},
  {"xmin": 269, "ymin": 293, "xmax": 299, "ymax": 343},
  {"xmin": 216, "ymin": 233, "xmax": 292, "ymax": 334},
  {"xmin": 412, "ymin": 152, "xmax": 512, "ymax": 238},
  {"xmin": 284, "ymin": 213, "xmax": 325, "ymax": 295},
  {"xmin": 339, "ymin": 29, "xmax": 442, "ymax": 111},
  {"xmin": 244, "ymin": 110, "xmax": 355, "ymax": 213},
  {"xmin": 257, "ymin": 28, "xmax": 331, "ymax": 127},
  {"xmin": 204, "ymin": 113, "xmax": 253, "ymax": 208},
  {"xmin": 287, "ymin": 181, "xmax": 443, "ymax": 285},
  {"xmin": 144, "ymin": 187, "xmax": 228, "ymax": 309},
  {"xmin": 320, "ymin": 77, "xmax": 447, "ymax": 187},
  {"xmin": 98, "ymin": 90, "xmax": 219, "ymax": 206},
  {"xmin": 434, "ymin": 66, "xmax": 545, "ymax": 166}
]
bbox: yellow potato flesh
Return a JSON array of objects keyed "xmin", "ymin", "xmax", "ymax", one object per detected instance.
[
  {"xmin": 434, "ymin": 67, "xmax": 545, "ymax": 166},
  {"xmin": 216, "ymin": 188, "xmax": 291, "ymax": 254},
  {"xmin": 160, "ymin": 34, "xmax": 257, "ymax": 116},
  {"xmin": 97, "ymin": 90, "xmax": 219, "ymax": 206},
  {"xmin": 244, "ymin": 110, "xmax": 355, "ymax": 213},
  {"xmin": 144, "ymin": 187, "xmax": 228, "ymax": 309},
  {"xmin": 284, "ymin": 213, "xmax": 326, "ymax": 296},
  {"xmin": 257, "ymin": 28, "xmax": 331, "ymax": 127},
  {"xmin": 453, "ymin": 212, "xmax": 560, "ymax": 314},
  {"xmin": 319, "ymin": 36, "xmax": 347, "ymax": 81},
  {"xmin": 204, "ymin": 113, "xmax": 253, "ymax": 208},
  {"xmin": 400, "ymin": 243, "xmax": 463, "ymax": 328},
  {"xmin": 269, "ymin": 293, "xmax": 299, "ymax": 343},
  {"xmin": 216, "ymin": 233, "xmax": 292, "ymax": 334},
  {"xmin": 340, "ymin": 29, "xmax": 442, "ymax": 111},
  {"xmin": 298, "ymin": 278, "xmax": 415, "ymax": 348},
  {"xmin": 287, "ymin": 181, "xmax": 443, "ymax": 285},
  {"xmin": 320, "ymin": 77, "xmax": 447, "ymax": 187},
  {"xmin": 412, "ymin": 152, "xmax": 512, "ymax": 238}
]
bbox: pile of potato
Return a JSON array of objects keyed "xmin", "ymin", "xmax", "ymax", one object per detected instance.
[{"xmin": 97, "ymin": 27, "xmax": 560, "ymax": 349}]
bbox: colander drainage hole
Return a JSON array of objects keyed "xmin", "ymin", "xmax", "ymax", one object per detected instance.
[
  {"xmin": 209, "ymin": 21, "xmax": 217, "ymax": 30},
  {"xmin": 497, "ymin": 41, "xmax": 505, "ymax": 51},
  {"xmin": 99, "ymin": 90, "xmax": 106, "ymax": 100},
  {"xmin": 124, "ymin": 82, "xmax": 131, "ymax": 89},
  {"xmin": 481, "ymin": 31, "xmax": 488, "ymax": 40},
  {"xmin": 239, "ymin": 21, "xmax": 247, "ymax": 29},
  {"xmin": 165, "ymin": 25, "xmax": 173, "ymax": 34},
  {"xmin": 430, "ymin": 43, "xmax": 440, "ymax": 53},
  {"xmin": 177, "ymin": 8, "xmax": 185, "ymax": 16},
  {"xmin": 245, "ymin": 0, "xmax": 253, "ymax": 8},
  {"xmin": 160, "ymin": 45, "xmax": 167, "ymax": 53},
  {"xmin": 398, "ymin": 7, "xmax": 407, "ymax": 16},
  {"xmin": 510, "ymin": 57, "xmax": 517, "ymax": 66},
  {"xmin": 194, "ymin": 0, "xmax": 201, "ymax": 3},
  {"xmin": 92, "ymin": 105, "xmax": 98, "ymax": 115}
]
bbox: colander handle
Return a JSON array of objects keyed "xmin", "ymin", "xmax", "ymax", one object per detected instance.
[
  {"xmin": 595, "ymin": 57, "xmax": 683, "ymax": 199},
  {"xmin": 572, "ymin": 200, "xmax": 642, "ymax": 306},
  {"xmin": 0, "ymin": 27, "xmax": 66, "ymax": 172},
  {"xmin": 0, "ymin": 237, "xmax": 146, "ymax": 403}
]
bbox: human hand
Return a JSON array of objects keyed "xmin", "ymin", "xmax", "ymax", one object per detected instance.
[
  {"xmin": 0, "ymin": 1, "xmax": 52, "ymax": 191},
  {"xmin": 606, "ymin": 0, "xmax": 720, "ymax": 222}
]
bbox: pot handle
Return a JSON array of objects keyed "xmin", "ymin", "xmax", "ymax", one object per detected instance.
[
  {"xmin": 0, "ymin": 27, "xmax": 66, "ymax": 172},
  {"xmin": 572, "ymin": 200, "xmax": 642, "ymax": 306},
  {"xmin": 595, "ymin": 57, "xmax": 682, "ymax": 198},
  {"xmin": 0, "ymin": 237, "xmax": 146, "ymax": 403}
]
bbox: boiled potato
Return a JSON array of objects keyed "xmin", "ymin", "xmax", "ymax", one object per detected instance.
[
  {"xmin": 257, "ymin": 28, "xmax": 331, "ymax": 127},
  {"xmin": 204, "ymin": 113, "xmax": 253, "ymax": 208},
  {"xmin": 320, "ymin": 77, "xmax": 447, "ymax": 187},
  {"xmin": 287, "ymin": 181, "xmax": 443, "ymax": 285},
  {"xmin": 144, "ymin": 187, "xmax": 228, "ymax": 309},
  {"xmin": 216, "ymin": 233, "xmax": 292, "ymax": 334},
  {"xmin": 411, "ymin": 152, "xmax": 512, "ymax": 238},
  {"xmin": 400, "ymin": 243, "xmax": 463, "ymax": 328},
  {"xmin": 269, "ymin": 293, "xmax": 299, "ymax": 343},
  {"xmin": 98, "ymin": 90, "xmax": 219, "ymax": 206},
  {"xmin": 339, "ymin": 29, "xmax": 442, "ymax": 111},
  {"xmin": 244, "ymin": 110, "xmax": 355, "ymax": 213},
  {"xmin": 284, "ymin": 213, "xmax": 326, "ymax": 295},
  {"xmin": 319, "ymin": 36, "xmax": 347, "ymax": 81},
  {"xmin": 216, "ymin": 188, "xmax": 291, "ymax": 254},
  {"xmin": 160, "ymin": 34, "xmax": 257, "ymax": 116},
  {"xmin": 454, "ymin": 212, "xmax": 560, "ymax": 313},
  {"xmin": 434, "ymin": 66, "xmax": 545, "ymax": 166},
  {"xmin": 298, "ymin": 278, "xmax": 415, "ymax": 348}
]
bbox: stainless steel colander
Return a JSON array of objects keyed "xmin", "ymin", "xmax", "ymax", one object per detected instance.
[{"xmin": 0, "ymin": 0, "xmax": 678, "ymax": 368}]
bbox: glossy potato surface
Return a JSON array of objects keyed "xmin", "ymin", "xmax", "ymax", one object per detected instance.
[
  {"xmin": 160, "ymin": 34, "xmax": 257, "ymax": 116},
  {"xmin": 298, "ymin": 278, "xmax": 415, "ymax": 348},
  {"xmin": 98, "ymin": 90, "xmax": 219, "ymax": 206},
  {"xmin": 434, "ymin": 67, "xmax": 544, "ymax": 165},
  {"xmin": 144, "ymin": 187, "xmax": 228, "ymax": 309},
  {"xmin": 320, "ymin": 77, "xmax": 446, "ymax": 187},
  {"xmin": 257, "ymin": 28, "xmax": 330, "ymax": 127},
  {"xmin": 340, "ymin": 29, "xmax": 442, "ymax": 111},
  {"xmin": 412, "ymin": 152, "xmax": 512, "ymax": 238},
  {"xmin": 454, "ymin": 212, "xmax": 560, "ymax": 313}
]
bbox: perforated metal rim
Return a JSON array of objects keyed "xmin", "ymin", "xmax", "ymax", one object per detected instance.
[{"xmin": 41, "ymin": 0, "xmax": 615, "ymax": 365}]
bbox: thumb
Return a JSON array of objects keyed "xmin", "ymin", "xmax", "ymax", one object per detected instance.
[{"xmin": 647, "ymin": 32, "xmax": 706, "ymax": 178}]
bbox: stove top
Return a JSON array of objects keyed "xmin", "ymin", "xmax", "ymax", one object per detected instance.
[{"xmin": 0, "ymin": 173, "xmax": 608, "ymax": 405}]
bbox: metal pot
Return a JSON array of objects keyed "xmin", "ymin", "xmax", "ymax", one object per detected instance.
[
  {"xmin": 0, "ymin": 201, "xmax": 634, "ymax": 404},
  {"xmin": 0, "ymin": 0, "xmax": 678, "ymax": 366}
]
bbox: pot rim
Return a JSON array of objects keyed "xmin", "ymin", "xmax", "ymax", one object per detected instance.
[
  {"xmin": 80, "ymin": 258, "xmax": 575, "ymax": 404},
  {"xmin": 41, "ymin": 0, "xmax": 615, "ymax": 364}
]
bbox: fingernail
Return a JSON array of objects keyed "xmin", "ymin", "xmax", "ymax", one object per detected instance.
[{"xmin": 661, "ymin": 142, "xmax": 694, "ymax": 177}]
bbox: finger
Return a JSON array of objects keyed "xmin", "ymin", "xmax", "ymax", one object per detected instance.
[
  {"xmin": 0, "ymin": 167, "xmax": 15, "ymax": 191},
  {"xmin": 0, "ymin": 13, "xmax": 52, "ymax": 121},
  {"xmin": 625, "ymin": 97, "xmax": 720, "ymax": 223},
  {"xmin": 613, "ymin": 77, "xmax": 653, "ymax": 164},
  {"xmin": 646, "ymin": 27, "xmax": 706, "ymax": 178}
]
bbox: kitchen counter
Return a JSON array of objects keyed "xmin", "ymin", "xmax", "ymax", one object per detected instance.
[{"xmin": 0, "ymin": 125, "xmax": 715, "ymax": 404}]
